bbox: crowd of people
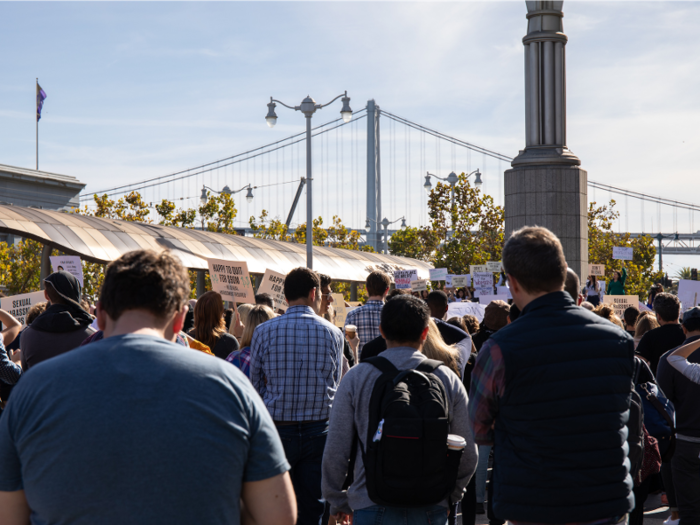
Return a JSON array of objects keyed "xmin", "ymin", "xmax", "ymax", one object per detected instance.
[{"xmin": 0, "ymin": 225, "xmax": 698, "ymax": 525}]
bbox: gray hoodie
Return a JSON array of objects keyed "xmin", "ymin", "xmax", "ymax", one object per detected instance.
[{"xmin": 321, "ymin": 347, "xmax": 479, "ymax": 515}]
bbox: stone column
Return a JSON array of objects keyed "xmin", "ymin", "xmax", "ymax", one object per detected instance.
[{"xmin": 505, "ymin": 1, "xmax": 588, "ymax": 280}]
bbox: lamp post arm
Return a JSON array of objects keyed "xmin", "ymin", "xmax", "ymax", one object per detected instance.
[
  {"xmin": 316, "ymin": 91, "xmax": 347, "ymax": 109},
  {"xmin": 270, "ymin": 98, "xmax": 300, "ymax": 111},
  {"xmin": 426, "ymin": 172, "xmax": 449, "ymax": 182}
]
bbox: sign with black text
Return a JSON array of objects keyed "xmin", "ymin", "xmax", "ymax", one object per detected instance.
[
  {"xmin": 0, "ymin": 291, "xmax": 46, "ymax": 326},
  {"xmin": 395, "ymin": 269, "xmax": 418, "ymax": 289},
  {"xmin": 50, "ymin": 255, "xmax": 84, "ymax": 287},
  {"xmin": 256, "ymin": 269, "xmax": 289, "ymax": 311},
  {"xmin": 207, "ymin": 259, "xmax": 255, "ymax": 304}
]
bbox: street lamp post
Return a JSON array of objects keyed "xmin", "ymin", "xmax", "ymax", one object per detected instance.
[
  {"xmin": 423, "ymin": 169, "xmax": 482, "ymax": 235},
  {"xmin": 265, "ymin": 92, "xmax": 352, "ymax": 269},
  {"xmin": 365, "ymin": 216, "xmax": 406, "ymax": 254},
  {"xmin": 200, "ymin": 184, "xmax": 254, "ymax": 229}
]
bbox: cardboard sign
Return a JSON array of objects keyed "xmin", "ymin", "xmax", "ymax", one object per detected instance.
[
  {"xmin": 332, "ymin": 293, "xmax": 347, "ymax": 327},
  {"xmin": 588, "ymin": 264, "xmax": 605, "ymax": 277},
  {"xmin": 678, "ymin": 279, "xmax": 700, "ymax": 312},
  {"xmin": 603, "ymin": 295, "xmax": 639, "ymax": 319},
  {"xmin": 394, "ymin": 269, "xmax": 418, "ymax": 290},
  {"xmin": 447, "ymin": 301, "xmax": 486, "ymax": 323},
  {"xmin": 496, "ymin": 285, "xmax": 512, "ymax": 299},
  {"xmin": 410, "ymin": 279, "xmax": 429, "ymax": 292},
  {"xmin": 452, "ymin": 275, "xmax": 470, "ymax": 288},
  {"xmin": 0, "ymin": 291, "xmax": 47, "ymax": 326},
  {"xmin": 207, "ymin": 259, "xmax": 255, "ymax": 304},
  {"xmin": 429, "ymin": 268, "xmax": 448, "ymax": 281},
  {"xmin": 486, "ymin": 261, "xmax": 502, "ymax": 273},
  {"xmin": 478, "ymin": 294, "xmax": 509, "ymax": 305},
  {"xmin": 613, "ymin": 247, "xmax": 633, "ymax": 261},
  {"xmin": 50, "ymin": 255, "xmax": 84, "ymax": 287},
  {"xmin": 256, "ymin": 269, "xmax": 289, "ymax": 312},
  {"xmin": 470, "ymin": 265, "xmax": 488, "ymax": 275},
  {"xmin": 472, "ymin": 272, "xmax": 494, "ymax": 289}
]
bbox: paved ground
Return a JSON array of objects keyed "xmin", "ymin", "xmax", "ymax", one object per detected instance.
[{"xmin": 463, "ymin": 492, "xmax": 670, "ymax": 524}]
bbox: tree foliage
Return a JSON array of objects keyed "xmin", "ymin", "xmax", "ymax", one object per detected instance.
[
  {"xmin": 0, "ymin": 239, "xmax": 43, "ymax": 295},
  {"xmin": 587, "ymin": 201, "xmax": 661, "ymax": 300}
]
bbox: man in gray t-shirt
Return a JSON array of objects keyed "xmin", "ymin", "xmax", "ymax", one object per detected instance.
[{"xmin": 0, "ymin": 250, "xmax": 296, "ymax": 525}]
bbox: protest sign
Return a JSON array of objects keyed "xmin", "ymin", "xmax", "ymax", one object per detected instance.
[
  {"xmin": 496, "ymin": 285, "xmax": 512, "ymax": 299},
  {"xmin": 486, "ymin": 261, "xmax": 502, "ymax": 273},
  {"xmin": 452, "ymin": 275, "xmax": 470, "ymax": 288},
  {"xmin": 474, "ymin": 288, "xmax": 495, "ymax": 298},
  {"xmin": 256, "ymin": 269, "xmax": 289, "ymax": 311},
  {"xmin": 588, "ymin": 264, "xmax": 605, "ymax": 277},
  {"xmin": 678, "ymin": 279, "xmax": 700, "ymax": 312},
  {"xmin": 447, "ymin": 301, "xmax": 486, "ymax": 323},
  {"xmin": 445, "ymin": 274, "xmax": 454, "ymax": 287},
  {"xmin": 472, "ymin": 272, "xmax": 494, "ymax": 289},
  {"xmin": 394, "ymin": 269, "xmax": 418, "ymax": 289},
  {"xmin": 332, "ymin": 293, "xmax": 347, "ymax": 327},
  {"xmin": 0, "ymin": 291, "xmax": 46, "ymax": 326},
  {"xmin": 50, "ymin": 255, "xmax": 83, "ymax": 287},
  {"xmin": 478, "ymin": 294, "xmax": 509, "ymax": 305},
  {"xmin": 429, "ymin": 268, "xmax": 448, "ymax": 281},
  {"xmin": 612, "ymin": 247, "xmax": 633, "ymax": 261},
  {"xmin": 603, "ymin": 295, "xmax": 639, "ymax": 318},
  {"xmin": 470, "ymin": 265, "xmax": 488, "ymax": 275},
  {"xmin": 410, "ymin": 279, "xmax": 429, "ymax": 292},
  {"xmin": 207, "ymin": 259, "xmax": 255, "ymax": 304}
]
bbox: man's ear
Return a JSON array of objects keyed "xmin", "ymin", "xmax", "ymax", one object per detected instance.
[
  {"xmin": 96, "ymin": 301, "xmax": 109, "ymax": 332},
  {"xmin": 419, "ymin": 325, "xmax": 429, "ymax": 342}
]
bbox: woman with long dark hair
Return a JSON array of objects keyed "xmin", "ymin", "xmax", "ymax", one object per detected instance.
[
  {"xmin": 585, "ymin": 275, "xmax": 603, "ymax": 306},
  {"xmin": 189, "ymin": 291, "xmax": 239, "ymax": 359},
  {"xmin": 607, "ymin": 267, "xmax": 628, "ymax": 296}
]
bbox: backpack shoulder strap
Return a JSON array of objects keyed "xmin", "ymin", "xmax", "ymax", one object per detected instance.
[
  {"xmin": 364, "ymin": 356, "xmax": 400, "ymax": 376},
  {"xmin": 416, "ymin": 359, "xmax": 444, "ymax": 374}
]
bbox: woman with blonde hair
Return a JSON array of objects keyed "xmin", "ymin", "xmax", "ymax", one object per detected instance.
[
  {"xmin": 227, "ymin": 305, "xmax": 275, "ymax": 378},
  {"xmin": 592, "ymin": 304, "xmax": 625, "ymax": 330},
  {"xmin": 189, "ymin": 291, "xmax": 239, "ymax": 359},
  {"xmin": 421, "ymin": 318, "xmax": 462, "ymax": 377},
  {"xmin": 633, "ymin": 311, "xmax": 659, "ymax": 350}
]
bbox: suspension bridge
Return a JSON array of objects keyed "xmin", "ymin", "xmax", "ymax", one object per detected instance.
[{"xmin": 79, "ymin": 101, "xmax": 700, "ymax": 257}]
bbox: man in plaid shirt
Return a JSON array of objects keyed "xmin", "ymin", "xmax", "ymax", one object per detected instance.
[
  {"xmin": 344, "ymin": 270, "xmax": 390, "ymax": 358},
  {"xmin": 250, "ymin": 267, "xmax": 344, "ymax": 525}
]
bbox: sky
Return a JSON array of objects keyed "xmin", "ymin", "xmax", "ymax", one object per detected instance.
[{"xmin": 1, "ymin": 1, "xmax": 700, "ymax": 272}]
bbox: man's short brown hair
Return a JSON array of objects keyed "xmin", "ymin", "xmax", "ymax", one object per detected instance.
[
  {"xmin": 502, "ymin": 226, "xmax": 567, "ymax": 294},
  {"xmin": 653, "ymin": 293, "xmax": 680, "ymax": 323},
  {"xmin": 366, "ymin": 271, "xmax": 391, "ymax": 297},
  {"xmin": 99, "ymin": 250, "xmax": 190, "ymax": 321}
]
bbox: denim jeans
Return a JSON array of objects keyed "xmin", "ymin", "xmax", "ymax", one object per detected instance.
[
  {"xmin": 475, "ymin": 445, "xmax": 491, "ymax": 504},
  {"xmin": 671, "ymin": 439, "xmax": 700, "ymax": 525},
  {"xmin": 275, "ymin": 421, "xmax": 329, "ymax": 525},
  {"xmin": 353, "ymin": 505, "xmax": 448, "ymax": 525}
]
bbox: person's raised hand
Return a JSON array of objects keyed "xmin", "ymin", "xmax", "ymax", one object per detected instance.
[
  {"xmin": 333, "ymin": 512, "xmax": 353, "ymax": 525},
  {"xmin": 232, "ymin": 308, "xmax": 245, "ymax": 339}
]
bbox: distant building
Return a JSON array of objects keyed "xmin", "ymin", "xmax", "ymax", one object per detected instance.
[{"xmin": 0, "ymin": 163, "xmax": 85, "ymax": 210}]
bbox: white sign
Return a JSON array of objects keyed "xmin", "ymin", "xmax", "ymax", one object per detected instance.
[
  {"xmin": 678, "ymin": 279, "xmax": 700, "ymax": 312},
  {"xmin": 445, "ymin": 274, "xmax": 455, "ymax": 287},
  {"xmin": 410, "ymin": 279, "xmax": 429, "ymax": 292},
  {"xmin": 588, "ymin": 264, "xmax": 605, "ymax": 277},
  {"xmin": 472, "ymin": 272, "xmax": 494, "ymax": 289},
  {"xmin": 470, "ymin": 265, "xmax": 488, "ymax": 275},
  {"xmin": 0, "ymin": 291, "xmax": 46, "ymax": 326},
  {"xmin": 256, "ymin": 269, "xmax": 289, "ymax": 312},
  {"xmin": 207, "ymin": 259, "xmax": 255, "ymax": 304},
  {"xmin": 474, "ymin": 288, "xmax": 495, "ymax": 298},
  {"xmin": 332, "ymin": 293, "xmax": 347, "ymax": 327},
  {"xmin": 447, "ymin": 301, "xmax": 486, "ymax": 323},
  {"xmin": 50, "ymin": 255, "xmax": 84, "ymax": 288},
  {"xmin": 429, "ymin": 268, "xmax": 448, "ymax": 281},
  {"xmin": 478, "ymin": 294, "xmax": 509, "ymax": 305},
  {"xmin": 497, "ymin": 285, "xmax": 512, "ymax": 299},
  {"xmin": 603, "ymin": 295, "xmax": 639, "ymax": 318},
  {"xmin": 394, "ymin": 269, "xmax": 418, "ymax": 290},
  {"xmin": 613, "ymin": 247, "xmax": 634, "ymax": 261},
  {"xmin": 452, "ymin": 275, "xmax": 470, "ymax": 288},
  {"xmin": 486, "ymin": 261, "xmax": 502, "ymax": 273}
]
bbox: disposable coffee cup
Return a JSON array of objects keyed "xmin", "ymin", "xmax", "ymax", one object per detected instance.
[
  {"xmin": 345, "ymin": 325, "xmax": 357, "ymax": 338},
  {"xmin": 447, "ymin": 434, "xmax": 466, "ymax": 451}
]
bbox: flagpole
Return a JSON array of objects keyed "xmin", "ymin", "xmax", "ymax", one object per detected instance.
[{"xmin": 36, "ymin": 78, "xmax": 39, "ymax": 170}]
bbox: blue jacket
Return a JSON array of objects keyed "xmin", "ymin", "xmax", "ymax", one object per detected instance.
[{"xmin": 490, "ymin": 292, "xmax": 635, "ymax": 523}]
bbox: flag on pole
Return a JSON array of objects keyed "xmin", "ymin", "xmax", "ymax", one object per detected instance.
[{"xmin": 36, "ymin": 83, "xmax": 47, "ymax": 122}]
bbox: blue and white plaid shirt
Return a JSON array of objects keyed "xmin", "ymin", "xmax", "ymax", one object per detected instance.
[
  {"xmin": 250, "ymin": 305, "xmax": 344, "ymax": 422},
  {"xmin": 345, "ymin": 300, "xmax": 384, "ymax": 357}
]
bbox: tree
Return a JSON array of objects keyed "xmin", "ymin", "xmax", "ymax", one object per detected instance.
[
  {"xmin": 674, "ymin": 267, "xmax": 694, "ymax": 281},
  {"xmin": 388, "ymin": 227, "xmax": 439, "ymax": 262},
  {"xmin": 587, "ymin": 201, "xmax": 661, "ymax": 300},
  {"xmin": 0, "ymin": 239, "xmax": 43, "ymax": 295},
  {"xmin": 199, "ymin": 191, "xmax": 238, "ymax": 234},
  {"xmin": 249, "ymin": 210, "xmax": 293, "ymax": 242},
  {"xmin": 155, "ymin": 200, "xmax": 196, "ymax": 229}
]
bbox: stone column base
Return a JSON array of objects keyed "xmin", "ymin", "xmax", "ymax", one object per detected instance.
[{"xmin": 504, "ymin": 166, "xmax": 588, "ymax": 281}]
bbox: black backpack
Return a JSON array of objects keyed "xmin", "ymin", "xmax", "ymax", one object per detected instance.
[{"xmin": 361, "ymin": 356, "xmax": 462, "ymax": 507}]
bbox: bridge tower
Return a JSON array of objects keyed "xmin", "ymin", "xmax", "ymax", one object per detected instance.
[{"xmin": 505, "ymin": 1, "xmax": 588, "ymax": 280}]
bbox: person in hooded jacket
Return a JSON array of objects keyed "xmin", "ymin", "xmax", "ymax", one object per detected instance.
[{"xmin": 20, "ymin": 271, "xmax": 95, "ymax": 371}]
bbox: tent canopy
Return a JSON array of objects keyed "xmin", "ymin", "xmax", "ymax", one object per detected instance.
[{"xmin": 0, "ymin": 204, "xmax": 433, "ymax": 282}]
